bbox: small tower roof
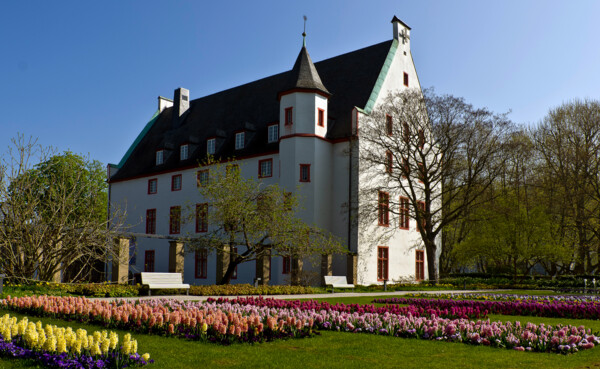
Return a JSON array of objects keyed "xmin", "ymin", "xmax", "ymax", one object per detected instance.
[{"xmin": 281, "ymin": 46, "xmax": 331, "ymax": 97}]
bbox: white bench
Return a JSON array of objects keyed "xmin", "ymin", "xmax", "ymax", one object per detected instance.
[
  {"xmin": 324, "ymin": 275, "xmax": 355, "ymax": 293},
  {"xmin": 141, "ymin": 272, "xmax": 190, "ymax": 296}
]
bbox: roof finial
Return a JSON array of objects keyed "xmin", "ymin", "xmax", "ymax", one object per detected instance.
[{"xmin": 302, "ymin": 15, "xmax": 307, "ymax": 47}]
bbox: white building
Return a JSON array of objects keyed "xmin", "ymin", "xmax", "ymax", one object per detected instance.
[{"xmin": 108, "ymin": 16, "xmax": 436, "ymax": 286}]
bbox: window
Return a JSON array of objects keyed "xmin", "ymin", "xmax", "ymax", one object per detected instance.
[
  {"xmin": 169, "ymin": 206, "xmax": 181, "ymax": 234},
  {"xmin": 144, "ymin": 250, "xmax": 155, "ymax": 272},
  {"xmin": 156, "ymin": 150, "xmax": 164, "ymax": 165},
  {"xmin": 259, "ymin": 159, "xmax": 273, "ymax": 178},
  {"xmin": 180, "ymin": 144, "xmax": 189, "ymax": 160},
  {"xmin": 268, "ymin": 124, "xmax": 279, "ymax": 143},
  {"xmin": 171, "ymin": 174, "xmax": 182, "ymax": 191},
  {"xmin": 147, "ymin": 178, "xmax": 157, "ymax": 194},
  {"xmin": 231, "ymin": 247, "xmax": 238, "ymax": 280},
  {"xmin": 378, "ymin": 191, "xmax": 390, "ymax": 227},
  {"xmin": 235, "ymin": 132, "xmax": 245, "ymax": 150},
  {"xmin": 416, "ymin": 250, "xmax": 425, "ymax": 281},
  {"xmin": 282, "ymin": 256, "xmax": 291, "ymax": 274},
  {"xmin": 402, "ymin": 157, "xmax": 409, "ymax": 179},
  {"xmin": 417, "ymin": 201, "xmax": 426, "ymax": 232},
  {"xmin": 403, "ymin": 122, "xmax": 410, "ymax": 143},
  {"xmin": 146, "ymin": 209, "xmax": 156, "ymax": 234},
  {"xmin": 197, "ymin": 169, "xmax": 209, "ymax": 187},
  {"xmin": 418, "ymin": 129, "xmax": 425, "ymax": 149},
  {"xmin": 404, "ymin": 72, "xmax": 409, "ymax": 87},
  {"xmin": 195, "ymin": 249, "xmax": 208, "ymax": 279},
  {"xmin": 418, "ymin": 162, "xmax": 425, "ymax": 183},
  {"xmin": 386, "ymin": 115, "xmax": 393, "ymax": 135},
  {"xmin": 283, "ymin": 192, "xmax": 293, "ymax": 211},
  {"xmin": 386, "ymin": 151, "xmax": 393, "ymax": 174},
  {"xmin": 196, "ymin": 203, "xmax": 208, "ymax": 233},
  {"xmin": 285, "ymin": 107, "xmax": 293, "ymax": 125},
  {"xmin": 399, "ymin": 197, "xmax": 409, "ymax": 230},
  {"xmin": 226, "ymin": 164, "xmax": 240, "ymax": 177},
  {"xmin": 377, "ymin": 246, "xmax": 389, "ymax": 281},
  {"xmin": 207, "ymin": 138, "xmax": 216, "ymax": 155},
  {"xmin": 299, "ymin": 164, "xmax": 310, "ymax": 182},
  {"xmin": 317, "ymin": 108, "xmax": 325, "ymax": 127}
]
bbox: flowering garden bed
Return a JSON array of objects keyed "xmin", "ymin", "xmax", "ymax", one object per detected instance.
[
  {"xmin": 373, "ymin": 296, "xmax": 600, "ymax": 320},
  {"xmin": 0, "ymin": 313, "xmax": 151, "ymax": 368}
]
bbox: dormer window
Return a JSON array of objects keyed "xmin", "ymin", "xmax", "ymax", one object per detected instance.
[
  {"xmin": 268, "ymin": 124, "xmax": 279, "ymax": 143},
  {"xmin": 285, "ymin": 107, "xmax": 293, "ymax": 125},
  {"xmin": 156, "ymin": 150, "xmax": 164, "ymax": 165},
  {"xmin": 180, "ymin": 144, "xmax": 189, "ymax": 160},
  {"xmin": 235, "ymin": 132, "xmax": 245, "ymax": 150},
  {"xmin": 207, "ymin": 138, "xmax": 216, "ymax": 155},
  {"xmin": 317, "ymin": 109, "xmax": 325, "ymax": 127}
]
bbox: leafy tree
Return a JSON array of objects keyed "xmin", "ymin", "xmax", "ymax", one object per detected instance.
[
  {"xmin": 0, "ymin": 135, "xmax": 118, "ymax": 282},
  {"xmin": 188, "ymin": 159, "xmax": 345, "ymax": 285}
]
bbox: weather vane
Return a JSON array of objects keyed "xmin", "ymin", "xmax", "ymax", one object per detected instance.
[{"xmin": 303, "ymin": 15, "xmax": 307, "ymax": 46}]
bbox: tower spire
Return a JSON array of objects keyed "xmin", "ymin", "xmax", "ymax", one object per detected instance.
[{"xmin": 302, "ymin": 15, "xmax": 307, "ymax": 47}]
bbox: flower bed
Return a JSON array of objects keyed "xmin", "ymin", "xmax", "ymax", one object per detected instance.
[
  {"xmin": 0, "ymin": 313, "xmax": 151, "ymax": 368},
  {"xmin": 373, "ymin": 297, "xmax": 600, "ymax": 320}
]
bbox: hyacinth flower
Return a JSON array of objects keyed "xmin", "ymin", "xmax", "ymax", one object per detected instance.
[{"xmin": 0, "ymin": 313, "xmax": 152, "ymax": 368}]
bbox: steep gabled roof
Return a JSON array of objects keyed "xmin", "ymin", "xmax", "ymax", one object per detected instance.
[{"xmin": 110, "ymin": 40, "xmax": 394, "ymax": 182}]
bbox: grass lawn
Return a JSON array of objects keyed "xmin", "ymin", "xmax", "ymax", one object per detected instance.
[{"xmin": 3, "ymin": 295, "xmax": 600, "ymax": 368}]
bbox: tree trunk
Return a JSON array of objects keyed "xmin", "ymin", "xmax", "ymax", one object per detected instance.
[{"xmin": 425, "ymin": 237, "xmax": 438, "ymax": 284}]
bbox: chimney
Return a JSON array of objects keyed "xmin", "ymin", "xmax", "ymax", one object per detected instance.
[
  {"xmin": 173, "ymin": 87, "xmax": 190, "ymax": 122},
  {"xmin": 391, "ymin": 16, "xmax": 411, "ymax": 48}
]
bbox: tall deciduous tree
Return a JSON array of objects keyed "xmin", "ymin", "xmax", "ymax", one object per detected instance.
[
  {"xmin": 188, "ymin": 159, "xmax": 345, "ymax": 285},
  {"xmin": 0, "ymin": 135, "xmax": 120, "ymax": 282},
  {"xmin": 358, "ymin": 89, "xmax": 513, "ymax": 282}
]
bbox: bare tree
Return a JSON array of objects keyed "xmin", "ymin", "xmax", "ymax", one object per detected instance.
[
  {"xmin": 358, "ymin": 89, "xmax": 513, "ymax": 282},
  {"xmin": 0, "ymin": 135, "xmax": 124, "ymax": 282}
]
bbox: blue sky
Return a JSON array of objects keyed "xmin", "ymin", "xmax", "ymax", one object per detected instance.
[{"xmin": 2, "ymin": 1, "xmax": 599, "ymax": 167}]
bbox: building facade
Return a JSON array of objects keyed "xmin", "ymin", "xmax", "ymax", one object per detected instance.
[{"xmin": 107, "ymin": 16, "xmax": 437, "ymax": 286}]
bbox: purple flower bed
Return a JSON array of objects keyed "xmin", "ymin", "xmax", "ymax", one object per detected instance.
[
  {"xmin": 208, "ymin": 296, "xmax": 487, "ymax": 320},
  {"xmin": 373, "ymin": 297, "xmax": 600, "ymax": 320}
]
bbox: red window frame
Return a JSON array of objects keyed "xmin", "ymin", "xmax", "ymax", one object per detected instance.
[
  {"xmin": 402, "ymin": 157, "xmax": 409, "ymax": 179},
  {"xmin": 399, "ymin": 197, "xmax": 409, "ymax": 230},
  {"xmin": 416, "ymin": 250, "xmax": 425, "ymax": 281},
  {"xmin": 386, "ymin": 150, "xmax": 393, "ymax": 174},
  {"xmin": 299, "ymin": 164, "xmax": 311, "ymax": 183},
  {"xmin": 195, "ymin": 249, "xmax": 207, "ymax": 279},
  {"xmin": 404, "ymin": 72, "xmax": 409, "ymax": 87},
  {"xmin": 417, "ymin": 201, "xmax": 426, "ymax": 232},
  {"xmin": 386, "ymin": 114, "xmax": 393, "ymax": 135},
  {"xmin": 147, "ymin": 178, "xmax": 157, "ymax": 194},
  {"xmin": 317, "ymin": 108, "xmax": 325, "ymax": 127},
  {"xmin": 146, "ymin": 209, "xmax": 156, "ymax": 234},
  {"xmin": 418, "ymin": 162, "xmax": 425, "ymax": 183},
  {"xmin": 285, "ymin": 107, "xmax": 293, "ymax": 125},
  {"xmin": 258, "ymin": 159, "xmax": 273, "ymax": 178},
  {"xmin": 418, "ymin": 129, "xmax": 425, "ymax": 149},
  {"xmin": 282, "ymin": 256, "xmax": 291, "ymax": 274},
  {"xmin": 197, "ymin": 169, "xmax": 209, "ymax": 187},
  {"xmin": 403, "ymin": 122, "xmax": 410, "ymax": 143},
  {"xmin": 171, "ymin": 174, "xmax": 182, "ymax": 191},
  {"xmin": 378, "ymin": 191, "xmax": 390, "ymax": 227},
  {"xmin": 196, "ymin": 203, "xmax": 208, "ymax": 233},
  {"xmin": 169, "ymin": 206, "xmax": 181, "ymax": 234},
  {"xmin": 144, "ymin": 250, "xmax": 155, "ymax": 272},
  {"xmin": 377, "ymin": 246, "xmax": 389, "ymax": 281}
]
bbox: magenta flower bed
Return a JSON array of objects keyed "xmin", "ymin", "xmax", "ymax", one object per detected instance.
[
  {"xmin": 208, "ymin": 296, "xmax": 487, "ymax": 320},
  {"xmin": 373, "ymin": 297, "xmax": 600, "ymax": 320}
]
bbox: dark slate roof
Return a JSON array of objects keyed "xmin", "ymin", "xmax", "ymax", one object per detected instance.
[
  {"xmin": 280, "ymin": 46, "xmax": 330, "ymax": 96},
  {"xmin": 110, "ymin": 40, "xmax": 393, "ymax": 181}
]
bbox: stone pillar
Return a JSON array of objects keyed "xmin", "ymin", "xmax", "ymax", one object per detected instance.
[
  {"xmin": 291, "ymin": 257, "xmax": 304, "ymax": 286},
  {"xmin": 320, "ymin": 254, "xmax": 333, "ymax": 286},
  {"xmin": 168, "ymin": 241, "xmax": 185, "ymax": 275},
  {"xmin": 215, "ymin": 244, "xmax": 230, "ymax": 284},
  {"xmin": 111, "ymin": 237, "xmax": 129, "ymax": 284},
  {"xmin": 255, "ymin": 249, "xmax": 271, "ymax": 286},
  {"xmin": 346, "ymin": 253, "xmax": 358, "ymax": 285}
]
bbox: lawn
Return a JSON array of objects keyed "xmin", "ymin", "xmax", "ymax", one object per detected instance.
[{"xmin": 2, "ymin": 294, "xmax": 600, "ymax": 368}]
